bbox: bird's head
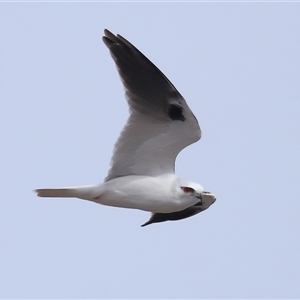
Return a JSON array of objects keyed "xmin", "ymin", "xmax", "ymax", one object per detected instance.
[{"xmin": 179, "ymin": 181, "xmax": 216, "ymax": 209}]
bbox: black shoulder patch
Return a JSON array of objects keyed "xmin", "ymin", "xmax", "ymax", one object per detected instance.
[{"xmin": 168, "ymin": 104, "xmax": 185, "ymax": 121}]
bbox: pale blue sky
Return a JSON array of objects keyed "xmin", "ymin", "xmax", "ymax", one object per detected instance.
[{"xmin": 1, "ymin": 2, "xmax": 300, "ymax": 298}]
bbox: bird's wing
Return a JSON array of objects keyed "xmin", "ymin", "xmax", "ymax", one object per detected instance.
[
  {"xmin": 103, "ymin": 29, "xmax": 201, "ymax": 181},
  {"xmin": 141, "ymin": 201, "xmax": 204, "ymax": 227}
]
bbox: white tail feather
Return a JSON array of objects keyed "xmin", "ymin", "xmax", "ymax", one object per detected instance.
[
  {"xmin": 34, "ymin": 185, "xmax": 100, "ymax": 200},
  {"xmin": 35, "ymin": 188, "xmax": 78, "ymax": 198}
]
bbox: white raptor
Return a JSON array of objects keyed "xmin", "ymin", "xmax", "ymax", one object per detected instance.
[{"xmin": 35, "ymin": 29, "xmax": 216, "ymax": 226}]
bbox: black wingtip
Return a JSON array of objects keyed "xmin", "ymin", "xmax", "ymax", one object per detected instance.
[
  {"xmin": 141, "ymin": 221, "xmax": 151, "ymax": 227},
  {"xmin": 102, "ymin": 29, "xmax": 115, "ymax": 48},
  {"xmin": 103, "ymin": 28, "xmax": 113, "ymax": 38}
]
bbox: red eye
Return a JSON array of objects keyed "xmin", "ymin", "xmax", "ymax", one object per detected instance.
[{"xmin": 182, "ymin": 187, "xmax": 194, "ymax": 193}]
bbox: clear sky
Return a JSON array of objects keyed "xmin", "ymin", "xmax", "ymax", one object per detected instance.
[{"xmin": 1, "ymin": 2, "xmax": 300, "ymax": 299}]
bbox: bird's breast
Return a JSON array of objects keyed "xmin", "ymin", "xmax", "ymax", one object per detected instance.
[{"xmin": 99, "ymin": 175, "xmax": 195, "ymax": 213}]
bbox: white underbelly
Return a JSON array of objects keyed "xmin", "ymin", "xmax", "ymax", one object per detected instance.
[{"xmin": 92, "ymin": 175, "xmax": 196, "ymax": 213}]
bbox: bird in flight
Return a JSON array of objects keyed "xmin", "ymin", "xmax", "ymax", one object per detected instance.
[{"xmin": 35, "ymin": 29, "xmax": 216, "ymax": 227}]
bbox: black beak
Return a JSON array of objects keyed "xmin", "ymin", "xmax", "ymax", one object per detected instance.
[{"xmin": 196, "ymin": 193, "xmax": 202, "ymax": 201}]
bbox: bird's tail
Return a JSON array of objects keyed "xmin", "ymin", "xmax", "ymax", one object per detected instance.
[
  {"xmin": 34, "ymin": 185, "xmax": 99, "ymax": 200},
  {"xmin": 35, "ymin": 188, "xmax": 78, "ymax": 198}
]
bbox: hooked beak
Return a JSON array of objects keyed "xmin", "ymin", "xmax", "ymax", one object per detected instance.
[
  {"xmin": 196, "ymin": 193, "xmax": 202, "ymax": 201},
  {"xmin": 203, "ymin": 191, "xmax": 217, "ymax": 201}
]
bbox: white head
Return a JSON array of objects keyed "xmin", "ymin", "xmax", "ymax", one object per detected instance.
[{"xmin": 179, "ymin": 180, "xmax": 216, "ymax": 210}]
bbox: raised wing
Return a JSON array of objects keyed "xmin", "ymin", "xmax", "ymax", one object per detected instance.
[{"xmin": 102, "ymin": 29, "xmax": 201, "ymax": 181}]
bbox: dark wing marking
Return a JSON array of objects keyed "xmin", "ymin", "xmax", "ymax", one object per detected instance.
[
  {"xmin": 141, "ymin": 201, "xmax": 204, "ymax": 227},
  {"xmin": 102, "ymin": 29, "xmax": 186, "ymax": 122}
]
